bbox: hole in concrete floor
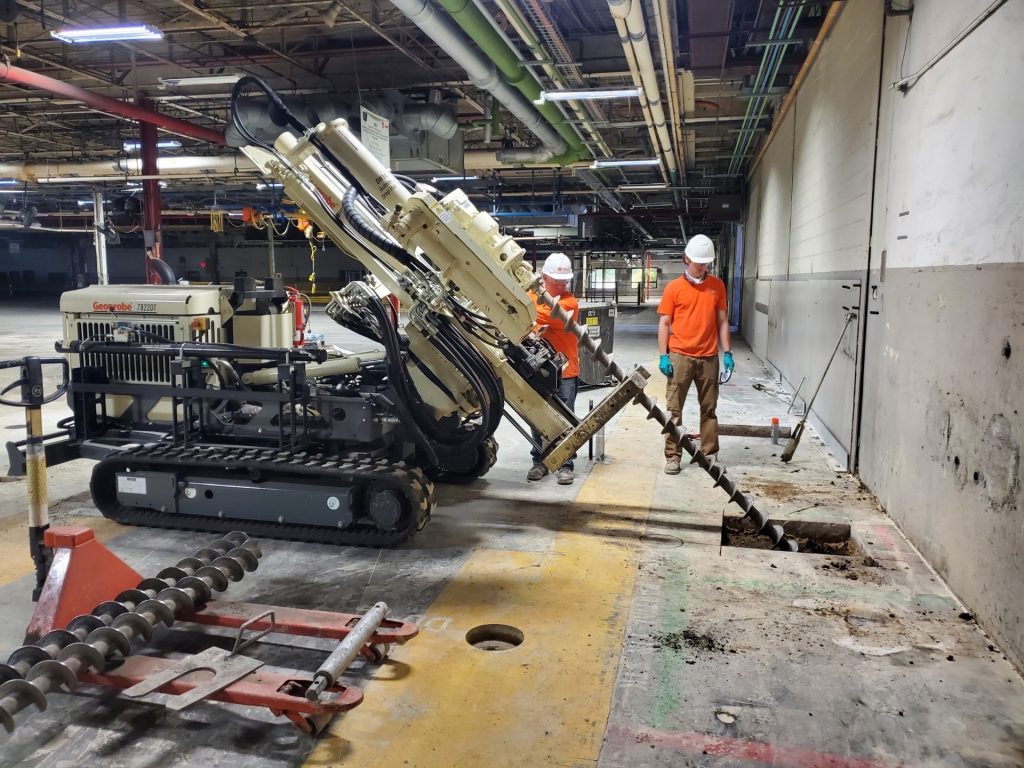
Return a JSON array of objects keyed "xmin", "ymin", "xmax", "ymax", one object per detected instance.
[
  {"xmin": 721, "ymin": 517, "xmax": 858, "ymax": 556},
  {"xmin": 1003, "ymin": 339, "xmax": 1011, "ymax": 359},
  {"xmin": 466, "ymin": 624, "xmax": 524, "ymax": 652},
  {"xmin": 640, "ymin": 533, "xmax": 684, "ymax": 548}
]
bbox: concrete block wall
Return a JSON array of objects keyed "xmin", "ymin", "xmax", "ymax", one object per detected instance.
[{"xmin": 743, "ymin": 0, "xmax": 1024, "ymax": 667}]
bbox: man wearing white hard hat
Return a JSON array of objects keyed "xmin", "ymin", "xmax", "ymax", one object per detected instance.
[
  {"xmin": 527, "ymin": 252, "xmax": 580, "ymax": 485},
  {"xmin": 657, "ymin": 234, "xmax": 733, "ymax": 474}
]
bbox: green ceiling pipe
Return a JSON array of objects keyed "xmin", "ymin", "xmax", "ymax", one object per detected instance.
[{"xmin": 436, "ymin": 0, "xmax": 590, "ymax": 160}]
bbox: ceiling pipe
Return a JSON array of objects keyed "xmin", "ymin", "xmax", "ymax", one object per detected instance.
[
  {"xmin": 607, "ymin": 0, "xmax": 684, "ymax": 238},
  {"xmin": 653, "ymin": 0, "xmax": 686, "ymax": 179},
  {"xmin": 435, "ymin": 0, "xmax": 592, "ymax": 162},
  {"xmin": 0, "ymin": 62, "xmax": 227, "ymax": 146},
  {"xmin": 387, "ymin": 0, "xmax": 571, "ymax": 163},
  {"xmin": 0, "ymin": 155, "xmax": 255, "ymax": 183},
  {"xmin": 0, "ymin": 150, "xmax": 591, "ymax": 182}
]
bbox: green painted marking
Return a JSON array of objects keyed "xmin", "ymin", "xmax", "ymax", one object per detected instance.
[{"xmin": 651, "ymin": 553, "xmax": 690, "ymax": 730}]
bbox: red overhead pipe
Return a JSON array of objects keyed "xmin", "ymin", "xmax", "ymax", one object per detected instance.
[
  {"xmin": 0, "ymin": 62, "xmax": 226, "ymax": 146},
  {"xmin": 139, "ymin": 103, "xmax": 164, "ymax": 284}
]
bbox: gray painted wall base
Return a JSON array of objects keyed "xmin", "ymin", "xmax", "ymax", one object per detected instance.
[{"xmin": 859, "ymin": 263, "xmax": 1023, "ymax": 669}]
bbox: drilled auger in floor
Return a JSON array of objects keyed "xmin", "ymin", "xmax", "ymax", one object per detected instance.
[
  {"xmin": 0, "ymin": 531, "xmax": 262, "ymax": 734},
  {"xmin": 536, "ymin": 291, "xmax": 797, "ymax": 551}
]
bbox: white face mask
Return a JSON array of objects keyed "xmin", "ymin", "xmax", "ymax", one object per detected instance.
[{"xmin": 684, "ymin": 268, "xmax": 707, "ymax": 285}]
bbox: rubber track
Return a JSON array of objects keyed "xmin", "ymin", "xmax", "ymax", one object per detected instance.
[{"xmin": 91, "ymin": 443, "xmax": 435, "ymax": 547}]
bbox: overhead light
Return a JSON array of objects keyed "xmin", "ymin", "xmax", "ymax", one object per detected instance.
[
  {"xmin": 123, "ymin": 140, "xmax": 182, "ymax": 152},
  {"xmin": 77, "ymin": 200, "xmax": 94, "ymax": 206},
  {"xmin": 158, "ymin": 74, "xmax": 243, "ymax": 88},
  {"xmin": 50, "ymin": 24, "xmax": 163, "ymax": 44},
  {"xmin": 535, "ymin": 87, "xmax": 640, "ymax": 104},
  {"xmin": 256, "ymin": 182, "xmax": 284, "ymax": 191},
  {"xmin": 591, "ymin": 158, "xmax": 661, "ymax": 169},
  {"xmin": 617, "ymin": 183, "xmax": 668, "ymax": 192},
  {"xmin": 430, "ymin": 175, "xmax": 478, "ymax": 183},
  {"xmin": 0, "ymin": 179, "xmax": 20, "ymax": 185}
]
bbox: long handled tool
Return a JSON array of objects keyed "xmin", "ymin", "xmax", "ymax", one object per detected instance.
[{"xmin": 781, "ymin": 313, "xmax": 855, "ymax": 463}]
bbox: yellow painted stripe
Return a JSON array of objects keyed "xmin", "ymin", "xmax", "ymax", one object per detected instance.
[
  {"xmin": 0, "ymin": 513, "xmax": 127, "ymax": 585},
  {"xmin": 308, "ymin": 405, "xmax": 660, "ymax": 767}
]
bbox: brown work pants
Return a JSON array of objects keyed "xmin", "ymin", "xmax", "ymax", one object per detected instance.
[{"xmin": 664, "ymin": 352, "xmax": 719, "ymax": 459}]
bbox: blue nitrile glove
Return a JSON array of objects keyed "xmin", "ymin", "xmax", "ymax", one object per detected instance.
[
  {"xmin": 659, "ymin": 354, "xmax": 673, "ymax": 377},
  {"xmin": 723, "ymin": 351, "xmax": 735, "ymax": 373}
]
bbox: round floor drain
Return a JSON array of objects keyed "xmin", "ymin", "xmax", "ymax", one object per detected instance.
[{"xmin": 466, "ymin": 624, "xmax": 524, "ymax": 651}]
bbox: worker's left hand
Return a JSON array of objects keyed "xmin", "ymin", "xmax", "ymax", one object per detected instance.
[{"xmin": 723, "ymin": 351, "xmax": 735, "ymax": 373}]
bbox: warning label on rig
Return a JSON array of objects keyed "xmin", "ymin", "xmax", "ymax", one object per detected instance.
[
  {"xmin": 360, "ymin": 106, "xmax": 391, "ymax": 169},
  {"xmin": 117, "ymin": 475, "xmax": 148, "ymax": 495}
]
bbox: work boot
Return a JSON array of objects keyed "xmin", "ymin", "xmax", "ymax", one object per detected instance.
[
  {"xmin": 527, "ymin": 463, "xmax": 548, "ymax": 481},
  {"xmin": 664, "ymin": 457, "xmax": 681, "ymax": 475},
  {"xmin": 556, "ymin": 467, "xmax": 574, "ymax": 485}
]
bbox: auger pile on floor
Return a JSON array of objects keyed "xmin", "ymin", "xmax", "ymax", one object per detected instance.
[{"xmin": 0, "ymin": 531, "xmax": 261, "ymax": 734}]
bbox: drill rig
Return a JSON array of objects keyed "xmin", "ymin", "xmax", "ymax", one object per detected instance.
[{"xmin": 41, "ymin": 77, "xmax": 648, "ymax": 547}]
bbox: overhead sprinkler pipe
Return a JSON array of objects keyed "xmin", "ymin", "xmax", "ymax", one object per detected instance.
[{"xmin": 0, "ymin": 63, "xmax": 226, "ymax": 146}]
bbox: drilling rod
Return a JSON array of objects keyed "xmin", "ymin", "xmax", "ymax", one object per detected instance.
[
  {"xmin": 535, "ymin": 291, "xmax": 797, "ymax": 551},
  {"xmin": 0, "ymin": 531, "xmax": 262, "ymax": 734}
]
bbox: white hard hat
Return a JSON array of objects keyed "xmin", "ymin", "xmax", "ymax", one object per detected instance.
[
  {"xmin": 542, "ymin": 252, "xmax": 573, "ymax": 281},
  {"xmin": 684, "ymin": 234, "xmax": 715, "ymax": 264}
]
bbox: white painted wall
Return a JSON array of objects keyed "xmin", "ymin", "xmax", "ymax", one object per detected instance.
[{"xmin": 872, "ymin": 0, "xmax": 1024, "ymax": 269}]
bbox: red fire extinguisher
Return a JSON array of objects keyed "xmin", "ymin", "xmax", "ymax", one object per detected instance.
[{"xmin": 286, "ymin": 286, "xmax": 308, "ymax": 346}]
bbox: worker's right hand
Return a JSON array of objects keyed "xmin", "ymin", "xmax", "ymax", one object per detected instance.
[{"xmin": 659, "ymin": 354, "xmax": 673, "ymax": 377}]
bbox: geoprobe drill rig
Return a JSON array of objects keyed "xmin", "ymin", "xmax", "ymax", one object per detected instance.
[{"xmin": 41, "ymin": 77, "xmax": 649, "ymax": 547}]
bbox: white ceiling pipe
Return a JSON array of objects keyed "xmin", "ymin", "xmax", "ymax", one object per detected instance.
[
  {"xmin": 652, "ymin": 0, "xmax": 686, "ymax": 178},
  {"xmin": 607, "ymin": 0, "xmax": 677, "ymax": 180},
  {"xmin": 0, "ymin": 155, "xmax": 257, "ymax": 183},
  {"xmin": 388, "ymin": 0, "xmax": 567, "ymax": 161}
]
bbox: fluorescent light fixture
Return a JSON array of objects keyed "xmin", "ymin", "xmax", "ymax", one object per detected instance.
[
  {"xmin": 536, "ymin": 87, "xmax": 640, "ymax": 103},
  {"xmin": 430, "ymin": 175, "xmax": 478, "ymax": 183},
  {"xmin": 617, "ymin": 183, "xmax": 668, "ymax": 192},
  {"xmin": 158, "ymin": 74, "xmax": 243, "ymax": 88},
  {"xmin": 0, "ymin": 179, "xmax": 20, "ymax": 185},
  {"xmin": 256, "ymin": 182, "xmax": 284, "ymax": 191},
  {"xmin": 50, "ymin": 24, "xmax": 163, "ymax": 44},
  {"xmin": 77, "ymin": 200, "xmax": 93, "ymax": 206},
  {"xmin": 123, "ymin": 140, "xmax": 182, "ymax": 152},
  {"xmin": 0, "ymin": 190, "xmax": 23, "ymax": 195},
  {"xmin": 591, "ymin": 158, "xmax": 661, "ymax": 169},
  {"xmin": 124, "ymin": 181, "xmax": 167, "ymax": 189}
]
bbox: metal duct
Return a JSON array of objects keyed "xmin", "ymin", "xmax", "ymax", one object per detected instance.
[
  {"xmin": 388, "ymin": 0, "xmax": 568, "ymax": 161},
  {"xmin": 226, "ymin": 94, "xmax": 459, "ymax": 147}
]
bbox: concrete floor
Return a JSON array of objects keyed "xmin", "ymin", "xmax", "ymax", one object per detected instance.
[{"xmin": 0, "ymin": 300, "xmax": 1022, "ymax": 767}]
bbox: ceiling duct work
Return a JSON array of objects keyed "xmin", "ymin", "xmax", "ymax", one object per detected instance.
[
  {"xmin": 225, "ymin": 93, "xmax": 458, "ymax": 147},
  {"xmin": 388, "ymin": 0, "xmax": 569, "ymax": 163},
  {"xmin": 227, "ymin": 91, "xmax": 463, "ymax": 173}
]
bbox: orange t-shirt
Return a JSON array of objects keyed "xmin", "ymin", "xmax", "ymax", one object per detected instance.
[
  {"xmin": 531, "ymin": 291, "xmax": 580, "ymax": 379},
  {"xmin": 657, "ymin": 274, "xmax": 727, "ymax": 357}
]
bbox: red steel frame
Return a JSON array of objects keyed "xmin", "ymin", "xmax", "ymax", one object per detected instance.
[{"xmin": 26, "ymin": 526, "xmax": 419, "ymax": 734}]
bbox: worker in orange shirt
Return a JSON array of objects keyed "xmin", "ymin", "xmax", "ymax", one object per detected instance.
[
  {"xmin": 658, "ymin": 234, "xmax": 733, "ymax": 475},
  {"xmin": 528, "ymin": 252, "xmax": 580, "ymax": 485}
]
